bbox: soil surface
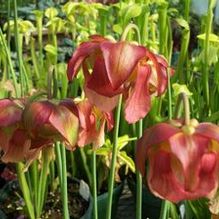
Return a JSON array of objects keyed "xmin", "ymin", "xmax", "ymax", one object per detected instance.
[{"xmin": 0, "ymin": 178, "xmax": 89, "ymax": 219}]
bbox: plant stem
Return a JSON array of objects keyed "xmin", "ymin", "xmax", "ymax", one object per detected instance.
[
  {"xmin": 6, "ymin": 0, "xmax": 11, "ymax": 80},
  {"xmin": 121, "ymin": 23, "xmax": 141, "ymax": 43},
  {"xmin": 159, "ymin": 200, "xmax": 169, "ymax": 219},
  {"xmin": 17, "ymin": 163, "xmax": 35, "ymax": 219},
  {"xmin": 167, "ymin": 68, "xmax": 173, "ymax": 120},
  {"xmin": 175, "ymin": 23, "xmax": 190, "ymax": 83},
  {"xmin": 30, "ymin": 37, "xmax": 40, "ymax": 81},
  {"xmin": 55, "ymin": 142, "xmax": 63, "ymax": 184},
  {"xmin": 36, "ymin": 149, "xmax": 50, "ymax": 218},
  {"xmin": 100, "ymin": 10, "xmax": 107, "ymax": 36},
  {"xmin": 141, "ymin": 9, "xmax": 149, "ymax": 46},
  {"xmin": 158, "ymin": 2, "xmax": 168, "ymax": 57},
  {"xmin": 36, "ymin": 11, "xmax": 43, "ymax": 67},
  {"xmin": 136, "ymin": 119, "xmax": 143, "ymax": 219},
  {"xmin": 70, "ymin": 151, "xmax": 76, "ymax": 177},
  {"xmin": 184, "ymin": 0, "xmax": 191, "ymax": 21},
  {"xmin": 49, "ymin": 160, "xmax": 55, "ymax": 192},
  {"xmin": 106, "ymin": 95, "xmax": 122, "ymax": 219},
  {"xmin": 60, "ymin": 144, "xmax": 70, "ymax": 219},
  {"xmin": 181, "ymin": 92, "xmax": 190, "ymax": 126},
  {"xmin": 157, "ymin": 1, "xmax": 169, "ymax": 117},
  {"xmin": 30, "ymin": 160, "xmax": 38, "ymax": 211},
  {"xmin": 174, "ymin": 95, "xmax": 183, "ymax": 119},
  {"xmin": 13, "ymin": 0, "xmax": 25, "ymax": 96},
  {"xmin": 203, "ymin": 0, "xmax": 214, "ymax": 113},
  {"xmin": 160, "ymin": 56, "xmax": 173, "ymax": 219},
  {"xmin": 79, "ymin": 148, "xmax": 92, "ymax": 187},
  {"xmin": 92, "ymin": 150, "xmax": 98, "ymax": 219},
  {"xmin": 0, "ymin": 28, "xmax": 19, "ymax": 96},
  {"xmin": 121, "ymin": 23, "xmax": 143, "ymax": 219}
]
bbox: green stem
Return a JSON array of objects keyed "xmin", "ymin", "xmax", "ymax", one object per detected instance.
[
  {"xmin": 100, "ymin": 10, "xmax": 107, "ymax": 36},
  {"xmin": 55, "ymin": 142, "xmax": 63, "ymax": 184},
  {"xmin": 181, "ymin": 92, "xmax": 190, "ymax": 126},
  {"xmin": 157, "ymin": 2, "xmax": 168, "ymax": 116},
  {"xmin": 136, "ymin": 119, "xmax": 143, "ymax": 219},
  {"xmin": 160, "ymin": 55, "xmax": 173, "ymax": 219},
  {"xmin": 158, "ymin": 2, "xmax": 168, "ymax": 56},
  {"xmin": 17, "ymin": 163, "xmax": 35, "ymax": 219},
  {"xmin": 30, "ymin": 160, "xmax": 38, "ymax": 210},
  {"xmin": 6, "ymin": 0, "xmax": 11, "ymax": 80},
  {"xmin": 174, "ymin": 95, "xmax": 183, "ymax": 119},
  {"xmin": 184, "ymin": 0, "xmax": 191, "ymax": 22},
  {"xmin": 79, "ymin": 148, "xmax": 92, "ymax": 187},
  {"xmin": 121, "ymin": 23, "xmax": 143, "ymax": 219},
  {"xmin": 92, "ymin": 150, "xmax": 98, "ymax": 219},
  {"xmin": 121, "ymin": 23, "xmax": 141, "ymax": 43},
  {"xmin": 141, "ymin": 10, "xmax": 149, "ymax": 46},
  {"xmin": 47, "ymin": 66, "xmax": 54, "ymax": 99},
  {"xmin": 60, "ymin": 144, "xmax": 70, "ymax": 219},
  {"xmin": 13, "ymin": 0, "xmax": 25, "ymax": 96},
  {"xmin": 36, "ymin": 12, "xmax": 43, "ymax": 67},
  {"xmin": 159, "ymin": 200, "xmax": 169, "ymax": 219},
  {"xmin": 0, "ymin": 28, "xmax": 19, "ymax": 96},
  {"xmin": 30, "ymin": 37, "xmax": 40, "ymax": 81},
  {"xmin": 70, "ymin": 151, "xmax": 76, "ymax": 177},
  {"xmin": 36, "ymin": 150, "xmax": 50, "ymax": 218},
  {"xmin": 51, "ymin": 160, "xmax": 56, "ymax": 191},
  {"xmin": 203, "ymin": 0, "xmax": 214, "ymax": 113},
  {"xmin": 106, "ymin": 95, "xmax": 122, "ymax": 219},
  {"xmin": 175, "ymin": 25, "xmax": 190, "ymax": 83},
  {"xmin": 167, "ymin": 68, "xmax": 173, "ymax": 120}
]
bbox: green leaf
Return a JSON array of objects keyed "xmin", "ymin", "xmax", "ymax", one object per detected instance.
[
  {"xmin": 45, "ymin": 7, "xmax": 58, "ymax": 19},
  {"xmin": 33, "ymin": 10, "xmax": 44, "ymax": 18},
  {"xmin": 175, "ymin": 18, "xmax": 189, "ymax": 30},
  {"xmin": 118, "ymin": 151, "xmax": 135, "ymax": 173},
  {"xmin": 117, "ymin": 135, "xmax": 137, "ymax": 151},
  {"xmin": 44, "ymin": 44, "xmax": 57, "ymax": 56},
  {"xmin": 95, "ymin": 147, "xmax": 111, "ymax": 156},
  {"xmin": 187, "ymin": 199, "xmax": 211, "ymax": 219},
  {"xmin": 198, "ymin": 45, "xmax": 219, "ymax": 65},
  {"xmin": 113, "ymin": 24, "xmax": 123, "ymax": 35},
  {"xmin": 62, "ymin": 2, "xmax": 76, "ymax": 15},
  {"xmin": 123, "ymin": 4, "xmax": 142, "ymax": 24},
  {"xmin": 197, "ymin": 33, "xmax": 219, "ymax": 43},
  {"xmin": 172, "ymin": 83, "xmax": 193, "ymax": 97},
  {"xmin": 204, "ymin": 111, "xmax": 219, "ymax": 122},
  {"xmin": 209, "ymin": 0, "xmax": 217, "ymax": 9},
  {"xmin": 169, "ymin": 202, "xmax": 180, "ymax": 219}
]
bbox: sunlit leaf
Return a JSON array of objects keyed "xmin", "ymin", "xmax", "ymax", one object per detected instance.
[
  {"xmin": 175, "ymin": 18, "xmax": 189, "ymax": 30},
  {"xmin": 45, "ymin": 7, "xmax": 58, "ymax": 19},
  {"xmin": 44, "ymin": 44, "xmax": 57, "ymax": 56},
  {"xmin": 117, "ymin": 135, "xmax": 137, "ymax": 151},
  {"xmin": 95, "ymin": 147, "xmax": 111, "ymax": 156},
  {"xmin": 172, "ymin": 83, "xmax": 193, "ymax": 97},
  {"xmin": 197, "ymin": 33, "xmax": 219, "ymax": 43},
  {"xmin": 118, "ymin": 151, "xmax": 135, "ymax": 173},
  {"xmin": 113, "ymin": 24, "xmax": 123, "ymax": 35},
  {"xmin": 122, "ymin": 4, "xmax": 142, "ymax": 24}
]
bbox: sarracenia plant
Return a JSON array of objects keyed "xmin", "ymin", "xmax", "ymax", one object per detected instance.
[
  {"xmin": 67, "ymin": 21, "xmax": 173, "ymax": 218},
  {"xmin": 136, "ymin": 92, "xmax": 219, "ymax": 216}
]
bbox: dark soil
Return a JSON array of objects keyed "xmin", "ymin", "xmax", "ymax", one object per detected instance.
[
  {"xmin": 0, "ymin": 178, "xmax": 89, "ymax": 219},
  {"xmin": 41, "ymin": 178, "xmax": 89, "ymax": 219},
  {"xmin": 0, "ymin": 180, "xmax": 26, "ymax": 219}
]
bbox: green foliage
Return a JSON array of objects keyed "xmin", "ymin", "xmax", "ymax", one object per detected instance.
[{"xmin": 95, "ymin": 135, "xmax": 136, "ymax": 174}]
